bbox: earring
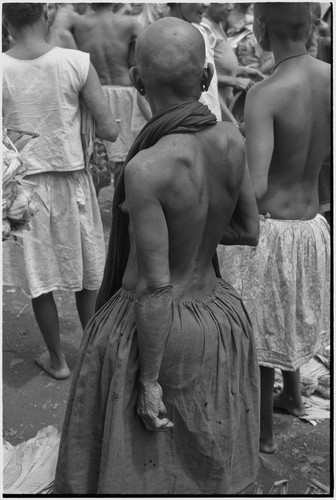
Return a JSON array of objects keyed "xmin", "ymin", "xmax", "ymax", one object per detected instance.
[
  {"xmin": 202, "ymin": 84, "xmax": 206, "ymax": 91},
  {"xmin": 139, "ymin": 87, "xmax": 145, "ymax": 95}
]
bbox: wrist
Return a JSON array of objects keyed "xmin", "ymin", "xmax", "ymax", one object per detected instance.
[{"xmin": 139, "ymin": 377, "xmax": 158, "ymax": 389}]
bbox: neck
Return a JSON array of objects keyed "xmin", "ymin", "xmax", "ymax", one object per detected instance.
[
  {"xmin": 9, "ymin": 22, "xmax": 48, "ymax": 48},
  {"xmin": 147, "ymin": 94, "xmax": 197, "ymax": 116},
  {"xmin": 271, "ymin": 39, "xmax": 308, "ymax": 68},
  {"xmin": 205, "ymin": 14, "xmax": 220, "ymax": 26}
]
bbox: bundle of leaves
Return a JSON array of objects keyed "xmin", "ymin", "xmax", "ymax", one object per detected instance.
[{"xmin": 2, "ymin": 129, "xmax": 43, "ymax": 241}]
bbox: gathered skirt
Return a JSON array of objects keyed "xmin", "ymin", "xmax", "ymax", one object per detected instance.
[
  {"xmin": 217, "ymin": 214, "xmax": 330, "ymax": 371},
  {"xmin": 53, "ymin": 279, "xmax": 260, "ymax": 495},
  {"xmin": 3, "ymin": 169, "xmax": 105, "ymax": 298}
]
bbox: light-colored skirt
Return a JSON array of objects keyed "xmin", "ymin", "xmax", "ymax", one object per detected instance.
[
  {"xmin": 53, "ymin": 279, "xmax": 260, "ymax": 495},
  {"xmin": 102, "ymin": 85, "xmax": 147, "ymax": 163},
  {"xmin": 3, "ymin": 169, "xmax": 105, "ymax": 298},
  {"xmin": 217, "ymin": 214, "xmax": 330, "ymax": 371}
]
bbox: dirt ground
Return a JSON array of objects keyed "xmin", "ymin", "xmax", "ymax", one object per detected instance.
[{"xmin": 2, "ymin": 184, "xmax": 332, "ymax": 496}]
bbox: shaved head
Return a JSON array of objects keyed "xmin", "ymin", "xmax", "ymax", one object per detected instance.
[
  {"xmin": 135, "ymin": 17, "xmax": 206, "ymax": 99},
  {"xmin": 254, "ymin": 3, "xmax": 311, "ymax": 41}
]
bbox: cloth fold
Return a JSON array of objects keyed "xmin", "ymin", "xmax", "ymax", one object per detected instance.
[{"xmin": 96, "ymin": 101, "xmax": 218, "ymax": 311}]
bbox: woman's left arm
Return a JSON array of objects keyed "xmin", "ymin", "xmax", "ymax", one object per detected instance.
[{"xmin": 125, "ymin": 158, "xmax": 174, "ymax": 432}]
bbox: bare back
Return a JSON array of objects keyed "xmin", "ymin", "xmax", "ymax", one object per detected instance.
[
  {"xmin": 72, "ymin": 11, "xmax": 141, "ymax": 86},
  {"xmin": 246, "ymin": 56, "xmax": 330, "ymax": 219},
  {"xmin": 122, "ymin": 123, "xmax": 246, "ymax": 300}
]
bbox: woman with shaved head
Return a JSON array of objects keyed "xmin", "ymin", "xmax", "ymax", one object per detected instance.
[{"xmin": 54, "ymin": 17, "xmax": 260, "ymax": 495}]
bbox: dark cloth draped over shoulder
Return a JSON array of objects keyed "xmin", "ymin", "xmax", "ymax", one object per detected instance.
[{"xmin": 96, "ymin": 100, "xmax": 219, "ymax": 311}]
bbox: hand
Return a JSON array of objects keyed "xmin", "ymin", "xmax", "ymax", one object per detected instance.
[
  {"xmin": 244, "ymin": 66, "xmax": 265, "ymax": 81},
  {"xmin": 137, "ymin": 381, "xmax": 174, "ymax": 432},
  {"xmin": 233, "ymin": 77, "xmax": 255, "ymax": 92}
]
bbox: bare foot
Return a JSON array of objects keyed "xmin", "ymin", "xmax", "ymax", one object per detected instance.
[
  {"xmin": 273, "ymin": 391, "xmax": 306, "ymax": 417},
  {"xmin": 35, "ymin": 351, "xmax": 70, "ymax": 380},
  {"xmin": 260, "ymin": 437, "xmax": 278, "ymax": 454}
]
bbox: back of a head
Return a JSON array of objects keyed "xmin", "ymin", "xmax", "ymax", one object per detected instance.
[
  {"xmin": 255, "ymin": 2, "xmax": 311, "ymax": 41},
  {"xmin": 91, "ymin": 3, "xmax": 113, "ymax": 12},
  {"xmin": 135, "ymin": 17, "xmax": 205, "ymax": 99},
  {"xmin": 3, "ymin": 3, "xmax": 44, "ymax": 29}
]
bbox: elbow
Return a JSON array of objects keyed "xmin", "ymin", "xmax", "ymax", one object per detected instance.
[
  {"xmin": 254, "ymin": 183, "xmax": 268, "ymax": 201},
  {"xmin": 239, "ymin": 232, "xmax": 259, "ymax": 246},
  {"xmin": 96, "ymin": 125, "xmax": 119, "ymax": 143},
  {"xmin": 241, "ymin": 223, "xmax": 260, "ymax": 246},
  {"xmin": 107, "ymin": 128, "xmax": 119, "ymax": 142},
  {"xmin": 246, "ymin": 233, "xmax": 259, "ymax": 246}
]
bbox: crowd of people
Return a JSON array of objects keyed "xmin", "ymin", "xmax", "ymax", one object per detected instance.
[{"xmin": 2, "ymin": 2, "xmax": 331, "ymax": 495}]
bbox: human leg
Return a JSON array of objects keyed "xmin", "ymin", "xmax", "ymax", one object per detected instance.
[
  {"xmin": 32, "ymin": 292, "xmax": 70, "ymax": 379},
  {"xmin": 75, "ymin": 288, "xmax": 98, "ymax": 329},
  {"xmin": 273, "ymin": 368, "xmax": 306, "ymax": 416},
  {"xmin": 260, "ymin": 365, "xmax": 277, "ymax": 453}
]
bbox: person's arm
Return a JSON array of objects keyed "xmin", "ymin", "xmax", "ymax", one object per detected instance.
[
  {"xmin": 127, "ymin": 19, "xmax": 143, "ymax": 68},
  {"xmin": 237, "ymin": 65, "xmax": 264, "ymax": 80},
  {"xmin": 259, "ymin": 57, "xmax": 274, "ymax": 75},
  {"xmin": 81, "ymin": 63, "xmax": 119, "ymax": 142},
  {"xmin": 244, "ymin": 83, "xmax": 274, "ymax": 200},
  {"xmin": 218, "ymin": 93, "xmax": 238, "ymax": 125},
  {"xmin": 217, "ymin": 73, "xmax": 255, "ymax": 91},
  {"xmin": 125, "ymin": 159, "xmax": 174, "ymax": 432},
  {"xmin": 220, "ymin": 160, "xmax": 259, "ymax": 246},
  {"xmin": 52, "ymin": 7, "xmax": 78, "ymax": 32}
]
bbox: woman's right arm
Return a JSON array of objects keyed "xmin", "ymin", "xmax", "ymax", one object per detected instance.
[
  {"xmin": 220, "ymin": 161, "xmax": 260, "ymax": 246},
  {"xmin": 81, "ymin": 63, "xmax": 119, "ymax": 142}
]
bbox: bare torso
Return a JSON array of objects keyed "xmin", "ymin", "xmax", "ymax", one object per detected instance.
[
  {"xmin": 71, "ymin": 11, "xmax": 141, "ymax": 86},
  {"xmin": 122, "ymin": 123, "xmax": 245, "ymax": 299},
  {"xmin": 247, "ymin": 56, "xmax": 330, "ymax": 219}
]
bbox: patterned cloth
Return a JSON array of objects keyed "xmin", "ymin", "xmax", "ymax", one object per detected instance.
[
  {"xmin": 217, "ymin": 214, "xmax": 330, "ymax": 371},
  {"xmin": 101, "ymin": 85, "xmax": 147, "ymax": 163},
  {"xmin": 3, "ymin": 170, "xmax": 105, "ymax": 298},
  {"xmin": 53, "ymin": 280, "xmax": 260, "ymax": 494}
]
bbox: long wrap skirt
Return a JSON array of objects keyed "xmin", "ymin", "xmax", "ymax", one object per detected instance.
[{"xmin": 53, "ymin": 279, "xmax": 260, "ymax": 494}]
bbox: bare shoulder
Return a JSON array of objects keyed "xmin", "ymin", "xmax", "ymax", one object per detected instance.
[
  {"xmin": 213, "ymin": 122, "xmax": 245, "ymax": 162},
  {"xmin": 114, "ymin": 13, "xmax": 142, "ymax": 34},
  {"xmin": 246, "ymin": 77, "xmax": 275, "ymax": 104},
  {"xmin": 124, "ymin": 150, "xmax": 167, "ymax": 195}
]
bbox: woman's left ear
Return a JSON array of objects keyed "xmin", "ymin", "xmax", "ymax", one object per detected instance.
[
  {"xmin": 129, "ymin": 67, "xmax": 146, "ymax": 95},
  {"xmin": 201, "ymin": 63, "xmax": 214, "ymax": 92}
]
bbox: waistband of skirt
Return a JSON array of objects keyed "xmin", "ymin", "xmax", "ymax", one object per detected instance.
[
  {"xmin": 119, "ymin": 279, "xmax": 239, "ymax": 306},
  {"xmin": 259, "ymin": 212, "xmax": 324, "ymax": 223}
]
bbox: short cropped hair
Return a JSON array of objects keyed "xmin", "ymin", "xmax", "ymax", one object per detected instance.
[
  {"xmin": 3, "ymin": 3, "xmax": 44, "ymax": 28},
  {"xmin": 255, "ymin": 2, "xmax": 311, "ymax": 41},
  {"xmin": 91, "ymin": 3, "xmax": 112, "ymax": 11}
]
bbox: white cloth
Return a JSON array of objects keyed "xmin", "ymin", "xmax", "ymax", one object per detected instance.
[
  {"xmin": 193, "ymin": 22, "xmax": 222, "ymax": 121},
  {"xmin": 2, "ymin": 47, "xmax": 90, "ymax": 175},
  {"xmin": 101, "ymin": 85, "xmax": 147, "ymax": 163},
  {"xmin": 2, "ymin": 170, "xmax": 106, "ymax": 298}
]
